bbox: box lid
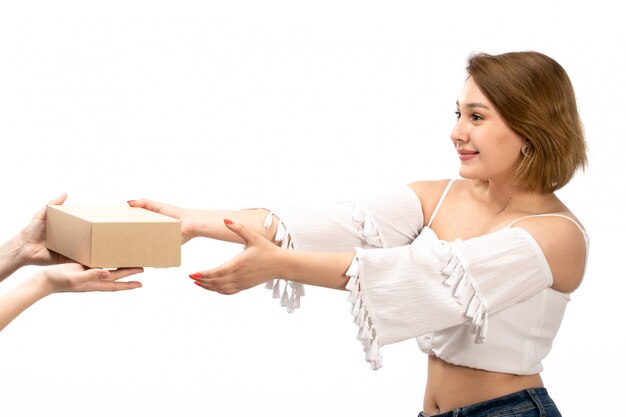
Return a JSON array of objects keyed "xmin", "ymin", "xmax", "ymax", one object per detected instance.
[{"xmin": 48, "ymin": 205, "xmax": 179, "ymax": 223}]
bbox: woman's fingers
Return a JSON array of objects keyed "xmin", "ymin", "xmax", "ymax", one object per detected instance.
[
  {"xmin": 48, "ymin": 193, "xmax": 68, "ymax": 206},
  {"xmin": 88, "ymin": 279, "xmax": 143, "ymax": 292},
  {"xmin": 53, "ymin": 266, "xmax": 143, "ymax": 292},
  {"xmin": 189, "ymin": 260, "xmax": 244, "ymax": 294},
  {"xmin": 127, "ymin": 198, "xmax": 161, "ymax": 210},
  {"xmin": 193, "ymin": 278, "xmax": 240, "ymax": 295},
  {"xmin": 106, "ymin": 267, "xmax": 145, "ymax": 281},
  {"xmin": 127, "ymin": 199, "xmax": 182, "ymax": 220},
  {"xmin": 32, "ymin": 194, "xmax": 68, "ymax": 221},
  {"xmin": 222, "ymin": 219, "xmax": 258, "ymax": 246},
  {"xmin": 90, "ymin": 267, "xmax": 143, "ymax": 291},
  {"xmin": 189, "ymin": 270, "xmax": 235, "ymax": 290}
]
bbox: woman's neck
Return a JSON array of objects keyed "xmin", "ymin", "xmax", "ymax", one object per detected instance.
[{"xmin": 470, "ymin": 179, "xmax": 552, "ymax": 214}]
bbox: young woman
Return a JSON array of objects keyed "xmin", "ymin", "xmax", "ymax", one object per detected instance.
[
  {"xmin": 0, "ymin": 195, "xmax": 143, "ymax": 332},
  {"xmin": 130, "ymin": 51, "xmax": 587, "ymax": 416}
]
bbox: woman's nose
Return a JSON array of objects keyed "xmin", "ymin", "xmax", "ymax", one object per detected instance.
[{"xmin": 450, "ymin": 119, "xmax": 468, "ymax": 144}]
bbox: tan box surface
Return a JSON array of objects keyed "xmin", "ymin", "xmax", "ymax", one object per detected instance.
[{"xmin": 46, "ymin": 205, "xmax": 181, "ymax": 268}]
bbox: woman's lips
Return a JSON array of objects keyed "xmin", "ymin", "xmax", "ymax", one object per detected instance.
[{"xmin": 457, "ymin": 148, "xmax": 479, "ymax": 160}]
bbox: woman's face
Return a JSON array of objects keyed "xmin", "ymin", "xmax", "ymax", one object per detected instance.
[{"xmin": 451, "ymin": 77, "xmax": 525, "ymax": 183}]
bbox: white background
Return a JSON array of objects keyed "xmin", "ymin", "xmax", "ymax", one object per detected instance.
[{"xmin": 0, "ymin": 1, "xmax": 623, "ymax": 416}]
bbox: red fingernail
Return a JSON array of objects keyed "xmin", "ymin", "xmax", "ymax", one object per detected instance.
[
  {"xmin": 189, "ymin": 273, "xmax": 201, "ymax": 279},
  {"xmin": 224, "ymin": 219, "xmax": 233, "ymax": 225},
  {"xmin": 194, "ymin": 281, "xmax": 202, "ymax": 287}
]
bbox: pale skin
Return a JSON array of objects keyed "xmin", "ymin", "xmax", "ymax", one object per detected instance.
[
  {"xmin": 129, "ymin": 77, "xmax": 587, "ymax": 414},
  {"xmin": 0, "ymin": 195, "xmax": 143, "ymax": 332}
]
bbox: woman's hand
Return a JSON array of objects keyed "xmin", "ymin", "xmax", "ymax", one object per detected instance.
[
  {"xmin": 0, "ymin": 264, "xmax": 143, "ymax": 332},
  {"xmin": 127, "ymin": 199, "xmax": 196, "ymax": 244},
  {"xmin": 19, "ymin": 194, "xmax": 71, "ymax": 266},
  {"xmin": 40, "ymin": 263, "xmax": 143, "ymax": 294},
  {"xmin": 189, "ymin": 220, "xmax": 285, "ymax": 295}
]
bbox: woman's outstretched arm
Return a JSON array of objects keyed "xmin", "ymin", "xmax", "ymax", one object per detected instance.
[
  {"xmin": 127, "ymin": 199, "xmax": 279, "ymax": 245},
  {"xmin": 188, "ymin": 219, "xmax": 354, "ymax": 293},
  {"xmin": 0, "ymin": 264, "xmax": 143, "ymax": 332}
]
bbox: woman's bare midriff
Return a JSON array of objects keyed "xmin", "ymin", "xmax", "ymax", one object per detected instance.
[{"xmin": 422, "ymin": 356, "xmax": 544, "ymax": 415}]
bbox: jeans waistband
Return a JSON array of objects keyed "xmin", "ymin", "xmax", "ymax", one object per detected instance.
[{"xmin": 418, "ymin": 388, "xmax": 558, "ymax": 417}]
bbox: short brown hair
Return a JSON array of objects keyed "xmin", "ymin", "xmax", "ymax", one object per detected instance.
[{"xmin": 466, "ymin": 51, "xmax": 587, "ymax": 193}]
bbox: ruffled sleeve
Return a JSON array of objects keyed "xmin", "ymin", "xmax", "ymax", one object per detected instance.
[
  {"xmin": 263, "ymin": 185, "xmax": 424, "ymax": 251},
  {"xmin": 344, "ymin": 227, "xmax": 553, "ymax": 370},
  {"xmin": 259, "ymin": 185, "xmax": 424, "ymax": 312}
]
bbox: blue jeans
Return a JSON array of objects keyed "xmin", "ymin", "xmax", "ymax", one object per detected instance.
[{"xmin": 418, "ymin": 388, "xmax": 561, "ymax": 417}]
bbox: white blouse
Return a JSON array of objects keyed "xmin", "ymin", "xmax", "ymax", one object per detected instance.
[{"xmin": 261, "ymin": 182, "xmax": 588, "ymax": 374}]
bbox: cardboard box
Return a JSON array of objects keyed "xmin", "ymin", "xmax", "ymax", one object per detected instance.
[{"xmin": 46, "ymin": 205, "xmax": 181, "ymax": 268}]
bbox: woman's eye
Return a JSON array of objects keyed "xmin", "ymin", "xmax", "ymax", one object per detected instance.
[
  {"xmin": 471, "ymin": 113, "xmax": 484, "ymax": 121},
  {"xmin": 454, "ymin": 111, "xmax": 461, "ymax": 119}
]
